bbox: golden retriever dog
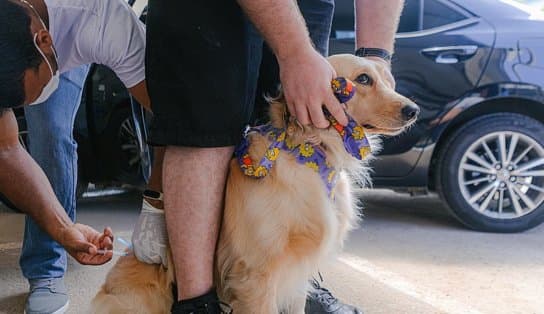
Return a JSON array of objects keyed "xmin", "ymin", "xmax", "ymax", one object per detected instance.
[{"xmin": 91, "ymin": 54, "xmax": 418, "ymax": 314}]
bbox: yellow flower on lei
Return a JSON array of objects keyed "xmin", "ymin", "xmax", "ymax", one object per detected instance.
[
  {"xmin": 266, "ymin": 147, "xmax": 280, "ymax": 161},
  {"xmin": 244, "ymin": 167, "xmax": 255, "ymax": 176},
  {"xmin": 300, "ymin": 143, "xmax": 315, "ymax": 157},
  {"xmin": 276, "ymin": 132, "xmax": 286, "ymax": 142},
  {"xmin": 359, "ymin": 146, "xmax": 371, "ymax": 158},
  {"xmin": 331, "ymin": 79, "xmax": 341, "ymax": 90},
  {"xmin": 305, "ymin": 161, "xmax": 319, "ymax": 172},
  {"xmin": 352, "ymin": 126, "xmax": 366, "ymax": 140},
  {"xmin": 255, "ymin": 166, "xmax": 268, "ymax": 177}
]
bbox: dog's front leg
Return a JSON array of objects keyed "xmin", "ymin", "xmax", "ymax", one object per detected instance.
[
  {"xmin": 232, "ymin": 298, "xmax": 279, "ymax": 314},
  {"xmin": 228, "ymin": 275, "xmax": 279, "ymax": 314}
]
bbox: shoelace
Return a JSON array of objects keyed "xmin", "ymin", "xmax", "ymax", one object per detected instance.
[
  {"xmin": 29, "ymin": 278, "xmax": 67, "ymax": 294},
  {"xmin": 314, "ymin": 286, "xmax": 339, "ymax": 306},
  {"xmin": 310, "ymin": 277, "xmax": 339, "ymax": 307},
  {"xmin": 30, "ymin": 279, "xmax": 55, "ymax": 291}
]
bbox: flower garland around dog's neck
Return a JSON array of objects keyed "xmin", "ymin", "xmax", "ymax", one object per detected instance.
[{"xmin": 235, "ymin": 77, "xmax": 371, "ymax": 198}]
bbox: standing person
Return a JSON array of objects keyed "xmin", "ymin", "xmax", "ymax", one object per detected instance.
[
  {"xmin": 145, "ymin": 0, "xmax": 403, "ymax": 313},
  {"xmin": 0, "ymin": 0, "xmax": 160, "ymax": 313}
]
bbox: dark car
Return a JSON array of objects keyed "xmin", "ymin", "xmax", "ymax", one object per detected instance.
[
  {"xmin": 74, "ymin": 64, "xmax": 151, "ymax": 194},
  {"xmin": 331, "ymin": 0, "xmax": 544, "ymax": 232},
  {"xmin": 70, "ymin": 0, "xmax": 152, "ymax": 194}
]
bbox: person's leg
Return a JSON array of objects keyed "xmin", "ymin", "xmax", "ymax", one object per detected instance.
[
  {"xmin": 145, "ymin": 0, "xmax": 261, "ymax": 312},
  {"xmin": 132, "ymin": 12, "xmax": 265, "ymax": 277},
  {"xmin": 21, "ymin": 64, "xmax": 90, "ymax": 313},
  {"xmin": 299, "ymin": 2, "xmax": 363, "ymax": 312},
  {"xmin": 163, "ymin": 146, "xmax": 233, "ymax": 298}
]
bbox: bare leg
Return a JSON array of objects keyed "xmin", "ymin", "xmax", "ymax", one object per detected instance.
[{"xmin": 163, "ymin": 146, "xmax": 234, "ymax": 300}]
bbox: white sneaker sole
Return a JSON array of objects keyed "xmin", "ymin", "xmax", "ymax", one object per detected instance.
[{"xmin": 24, "ymin": 300, "xmax": 69, "ymax": 314}]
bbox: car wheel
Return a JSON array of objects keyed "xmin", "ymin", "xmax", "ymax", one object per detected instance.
[
  {"xmin": 436, "ymin": 112, "xmax": 544, "ymax": 232},
  {"xmin": 103, "ymin": 106, "xmax": 143, "ymax": 185},
  {"xmin": 118, "ymin": 115, "xmax": 142, "ymax": 178}
]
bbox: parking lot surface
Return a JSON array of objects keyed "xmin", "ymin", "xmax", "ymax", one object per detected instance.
[{"xmin": 1, "ymin": 189, "xmax": 543, "ymax": 314}]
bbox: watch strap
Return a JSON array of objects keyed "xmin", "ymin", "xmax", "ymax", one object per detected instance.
[
  {"xmin": 355, "ymin": 47, "xmax": 392, "ymax": 62},
  {"xmin": 143, "ymin": 189, "xmax": 163, "ymax": 201}
]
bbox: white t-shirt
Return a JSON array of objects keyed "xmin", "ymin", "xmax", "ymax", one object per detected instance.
[{"xmin": 45, "ymin": 0, "xmax": 146, "ymax": 88}]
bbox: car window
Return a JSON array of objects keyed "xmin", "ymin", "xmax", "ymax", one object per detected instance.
[
  {"xmin": 398, "ymin": 0, "xmax": 423, "ymax": 33},
  {"xmin": 397, "ymin": 0, "xmax": 467, "ymax": 33},
  {"xmin": 423, "ymin": 0, "xmax": 467, "ymax": 29}
]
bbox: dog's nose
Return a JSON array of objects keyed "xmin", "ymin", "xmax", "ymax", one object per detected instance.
[{"xmin": 401, "ymin": 104, "xmax": 420, "ymax": 121}]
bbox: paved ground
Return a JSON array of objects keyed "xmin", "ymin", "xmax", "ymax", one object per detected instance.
[{"xmin": 1, "ymin": 189, "xmax": 543, "ymax": 314}]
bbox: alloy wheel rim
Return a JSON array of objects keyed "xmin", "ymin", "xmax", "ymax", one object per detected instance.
[
  {"xmin": 118, "ymin": 117, "xmax": 141, "ymax": 168},
  {"xmin": 458, "ymin": 131, "xmax": 544, "ymax": 219}
]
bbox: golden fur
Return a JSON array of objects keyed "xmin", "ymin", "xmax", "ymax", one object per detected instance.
[{"xmin": 91, "ymin": 54, "xmax": 417, "ymax": 314}]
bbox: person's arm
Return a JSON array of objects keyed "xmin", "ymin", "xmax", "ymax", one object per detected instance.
[
  {"xmin": 0, "ymin": 110, "xmax": 113, "ymax": 265},
  {"xmin": 355, "ymin": 0, "xmax": 404, "ymax": 53},
  {"xmin": 355, "ymin": 0, "xmax": 404, "ymax": 87},
  {"xmin": 128, "ymin": 80, "xmax": 151, "ymax": 111},
  {"xmin": 237, "ymin": 0, "xmax": 348, "ymax": 128}
]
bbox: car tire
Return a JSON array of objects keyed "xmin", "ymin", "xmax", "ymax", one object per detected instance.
[
  {"xmin": 103, "ymin": 106, "xmax": 143, "ymax": 186},
  {"xmin": 436, "ymin": 112, "xmax": 544, "ymax": 232}
]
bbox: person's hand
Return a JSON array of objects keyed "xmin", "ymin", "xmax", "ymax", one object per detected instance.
[
  {"xmin": 364, "ymin": 56, "xmax": 396, "ymax": 89},
  {"xmin": 278, "ymin": 48, "xmax": 348, "ymax": 128},
  {"xmin": 58, "ymin": 223, "xmax": 114, "ymax": 265}
]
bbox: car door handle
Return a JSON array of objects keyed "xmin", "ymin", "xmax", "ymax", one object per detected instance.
[{"xmin": 420, "ymin": 45, "xmax": 479, "ymax": 64}]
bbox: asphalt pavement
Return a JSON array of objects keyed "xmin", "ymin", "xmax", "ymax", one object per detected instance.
[{"xmin": 1, "ymin": 189, "xmax": 543, "ymax": 314}]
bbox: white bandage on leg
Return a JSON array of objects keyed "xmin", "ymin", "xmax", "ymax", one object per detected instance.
[{"xmin": 131, "ymin": 199, "xmax": 169, "ymax": 267}]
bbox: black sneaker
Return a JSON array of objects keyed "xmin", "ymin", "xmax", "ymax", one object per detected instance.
[
  {"xmin": 171, "ymin": 289, "xmax": 232, "ymax": 314},
  {"xmin": 305, "ymin": 279, "xmax": 363, "ymax": 314}
]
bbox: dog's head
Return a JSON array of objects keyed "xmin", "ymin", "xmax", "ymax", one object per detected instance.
[{"xmin": 328, "ymin": 54, "xmax": 419, "ymax": 136}]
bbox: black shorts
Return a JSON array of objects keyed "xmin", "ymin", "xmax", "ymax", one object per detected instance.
[{"xmin": 146, "ymin": 0, "xmax": 263, "ymax": 147}]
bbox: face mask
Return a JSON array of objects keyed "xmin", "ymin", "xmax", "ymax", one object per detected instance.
[{"xmin": 29, "ymin": 33, "xmax": 59, "ymax": 105}]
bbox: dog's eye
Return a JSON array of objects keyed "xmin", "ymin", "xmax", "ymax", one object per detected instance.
[{"xmin": 355, "ymin": 74, "xmax": 373, "ymax": 86}]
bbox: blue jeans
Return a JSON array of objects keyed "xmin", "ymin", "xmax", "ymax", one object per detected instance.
[
  {"xmin": 20, "ymin": 65, "xmax": 90, "ymax": 280},
  {"xmin": 298, "ymin": 0, "xmax": 335, "ymax": 56}
]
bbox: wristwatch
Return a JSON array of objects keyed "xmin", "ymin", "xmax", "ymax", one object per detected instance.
[
  {"xmin": 355, "ymin": 47, "xmax": 392, "ymax": 62},
  {"xmin": 143, "ymin": 189, "xmax": 163, "ymax": 201}
]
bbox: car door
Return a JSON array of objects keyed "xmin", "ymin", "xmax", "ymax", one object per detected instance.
[{"xmin": 330, "ymin": 0, "xmax": 495, "ymax": 178}]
